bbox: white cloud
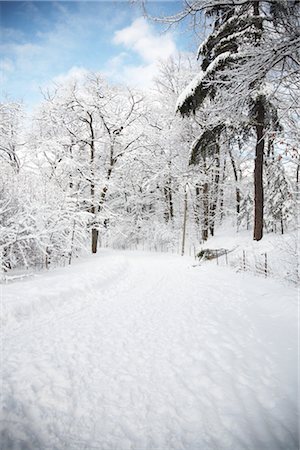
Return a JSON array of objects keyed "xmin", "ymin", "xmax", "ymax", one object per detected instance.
[
  {"xmin": 0, "ymin": 42, "xmax": 43, "ymax": 75},
  {"xmin": 106, "ymin": 52, "xmax": 128, "ymax": 72},
  {"xmin": 121, "ymin": 63, "xmax": 158, "ymax": 88},
  {"xmin": 52, "ymin": 66, "xmax": 89, "ymax": 85},
  {"xmin": 113, "ymin": 17, "xmax": 176, "ymax": 63},
  {"xmin": 0, "ymin": 58, "xmax": 15, "ymax": 84},
  {"xmin": 0, "ymin": 58, "xmax": 14, "ymax": 73},
  {"xmin": 110, "ymin": 17, "xmax": 178, "ymax": 88}
]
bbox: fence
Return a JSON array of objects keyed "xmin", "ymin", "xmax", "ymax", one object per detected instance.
[{"xmin": 209, "ymin": 248, "xmax": 298, "ymax": 285}]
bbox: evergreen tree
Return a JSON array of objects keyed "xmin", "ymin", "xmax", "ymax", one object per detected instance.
[{"xmin": 175, "ymin": 0, "xmax": 299, "ymax": 240}]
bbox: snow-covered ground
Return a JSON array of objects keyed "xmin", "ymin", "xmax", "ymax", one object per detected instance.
[
  {"xmin": 194, "ymin": 225, "xmax": 299, "ymax": 284},
  {"xmin": 1, "ymin": 250, "xmax": 298, "ymax": 450}
]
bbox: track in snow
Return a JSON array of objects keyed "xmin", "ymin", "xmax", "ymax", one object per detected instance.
[{"xmin": 1, "ymin": 250, "xmax": 298, "ymax": 450}]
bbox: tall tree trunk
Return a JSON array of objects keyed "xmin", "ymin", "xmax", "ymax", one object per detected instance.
[
  {"xmin": 280, "ymin": 212, "xmax": 284, "ymax": 235},
  {"xmin": 69, "ymin": 220, "xmax": 76, "ymax": 265},
  {"xmin": 202, "ymin": 181, "xmax": 209, "ymax": 241},
  {"xmin": 181, "ymin": 184, "xmax": 188, "ymax": 255},
  {"xmin": 253, "ymin": 97, "xmax": 265, "ymax": 241},
  {"xmin": 194, "ymin": 184, "xmax": 201, "ymax": 227},
  {"xmin": 91, "ymin": 180, "xmax": 98, "ymax": 254},
  {"xmin": 164, "ymin": 161, "xmax": 174, "ymax": 223},
  {"xmin": 97, "ymin": 164, "xmax": 113, "ymax": 248},
  {"xmin": 164, "ymin": 182, "xmax": 173, "ymax": 223},
  {"xmin": 228, "ymin": 147, "xmax": 241, "ymax": 227},
  {"xmin": 209, "ymin": 145, "xmax": 220, "ymax": 237},
  {"xmin": 92, "ymin": 229, "xmax": 99, "ymax": 254},
  {"xmin": 168, "ymin": 180, "xmax": 174, "ymax": 221},
  {"xmin": 87, "ymin": 112, "xmax": 98, "ymax": 254},
  {"xmin": 219, "ymin": 156, "xmax": 227, "ymax": 223}
]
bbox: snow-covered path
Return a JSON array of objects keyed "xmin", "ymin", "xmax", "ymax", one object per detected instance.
[{"xmin": 1, "ymin": 251, "xmax": 298, "ymax": 450}]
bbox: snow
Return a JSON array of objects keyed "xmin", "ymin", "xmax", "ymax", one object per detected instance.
[
  {"xmin": 196, "ymin": 13, "xmax": 252, "ymax": 59},
  {"xmin": 196, "ymin": 34, "xmax": 210, "ymax": 60},
  {"xmin": 175, "ymin": 70, "xmax": 205, "ymax": 112},
  {"xmin": 212, "ymin": 29, "xmax": 252, "ymax": 58},
  {"xmin": 176, "ymin": 52, "xmax": 231, "ymax": 112},
  {"xmin": 199, "ymin": 224, "xmax": 299, "ymax": 284},
  {"xmin": 1, "ymin": 250, "xmax": 298, "ymax": 450}
]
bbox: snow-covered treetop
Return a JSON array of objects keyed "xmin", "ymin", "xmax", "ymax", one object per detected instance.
[{"xmin": 176, "ymin": 1, "xmax": 299, "ymax": 118}]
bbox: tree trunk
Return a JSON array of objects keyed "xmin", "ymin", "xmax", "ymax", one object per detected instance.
[
  {"xmin": 69, "ymin": 220, "xmax": 76, "ymax": 264},
  {"xmin": 194, "ymin": 184, "xmax": 201, "ymax": 227},
  {"xmin": 97, "ymin": 147, "xmax": 114, "ymax": 242},
  {"xmin": 92, "ymin": 228, "xmax": 99, "ymax": 254},
  {"xmin": 219, "ymin": 156, "xmax": 227, "ymax": 223},
  {"xmin": 209, "ymin": 145, "xmax": 220, "ymax": 237},
  {"xmin": 87, "ymin": 112, "xmax": 98, "ymax": 254},
  {"xmin": 181, "ymin": 184, "xmax": 188, "ymax": 256},
  {"xmin": 253, "ymin": 97, "xmax": 265, "ymax": 241},
  {"xmin": 45, "ymin": 247, "xmax": 50, "ymax": 269},
  {"xmin": 3, "ymin": 246, "xmax": 11, "ymax": 271},
  {"xmin": 202, "ymin": 181, "xmax": 209, "ymax": 241},
  {"xmin": 280, "ymin": 210, "xmax": 284, "ymax": 235},
  {"xmin": 164, "ymin": 180, "xmax": 173, "ymax": 223},
  {"xmin": 91, "ymin": 178, "xmax": 98, "ymax": 254},
  {"xmin": 164, "ymin": 161, "xmax": 174, "ymax": 223},
  {"xmin": 228, "ymin": 147, "xmax": 240, "ymax": 221}
]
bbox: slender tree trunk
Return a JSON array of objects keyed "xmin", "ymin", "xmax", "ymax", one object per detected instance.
[
  {"xmin": 219, "ymin": 156, "xmax": 226, "ymax": 223},
  {"xmin": 0, "ymin": 251, "xmax": 4, "ymax": 282},
  {"xmin": 181, "ymin": 184, "xmax": 188, "ymax": 256},
  {"xmin": 280, "ymin": 213, "xmax": 284, "ymax": 235},
  {"xmin": 91, "ymin": 183, "xmax": 98, "ymax": 254},
  {"xmin": 92, "ymin": 229, "xmax": 99, "ymax": 254},
  {"xmin": 228, "ymin": 148, "xmax": 240, "ymax": 221},
  {"xmin": 202, "ymin": 181, "xmax": 209, "ymax": 242},
  {"xmin": 209, "ymin": 145, "xmax": 220, "ymax": 236},
  {"xmin": 69, "ymin": 220, "xmax": 76, "ymax": 265},
  {"xmin": 267, "ymin": 135, "xmax": 275, "ymax": 160},
  {"xmin": 168, "ymin": 182, "xmax": 174, "ymax": 221},
  {"xmin": 86, "ymin": 112, "xmax": 99, "ymax": 254},
  {"xmin": 164, "ymin": 180, "xmax": 173, "ymax": 223},
  {"xmin": 97, "ymin": 164, "xmax": 113, "ymax": 231},
  {"xmin": 194, "ymin": 184, "xmax": 201, "ymax": 226},
  {"xmin": 164, "ymin": 161, "xmax": 174, "ymax": 223},
  {"xmin": 3, "ymin": 246, "xmax": 11, "ymax": 271},
  {"xmin": 253, "ymin": 97, "xmax": 265, "ymax": 241},
  {"xmin": 45, "ymin": 246, "xmax": 50, "ymax": 269}
]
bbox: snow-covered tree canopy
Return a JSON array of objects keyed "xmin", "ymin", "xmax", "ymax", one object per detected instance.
[{"xmin": 175, "ymin": 0, "xmax": 299, "ymax": 117}]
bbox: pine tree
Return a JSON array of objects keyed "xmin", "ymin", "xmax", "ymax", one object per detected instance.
[{"xmin": 175, "ymin": 0, "xmax": 299, "ymax": 241}]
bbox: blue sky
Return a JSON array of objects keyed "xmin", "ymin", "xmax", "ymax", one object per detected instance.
[{"xmin": 0, "ymin": 1, "xmax": 195, "ymax": 107}]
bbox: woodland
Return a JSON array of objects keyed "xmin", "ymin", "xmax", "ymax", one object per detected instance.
[
  {"xmin": 1, "ymin": 2, "xmax": 299, "ymax": 449},
  {"xmin": 1, "ymin": 0, "xmax": 299, "ymax": 278}
]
